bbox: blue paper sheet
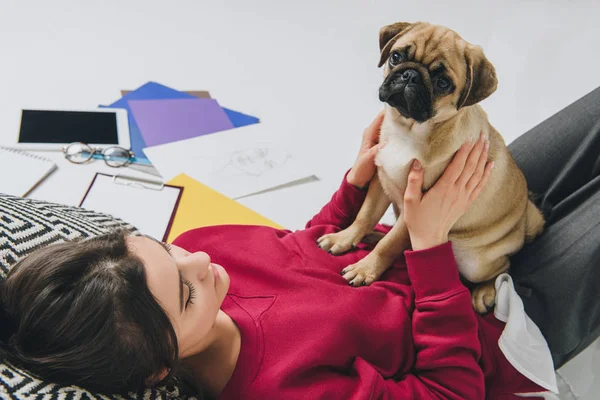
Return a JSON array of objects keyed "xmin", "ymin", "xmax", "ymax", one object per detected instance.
[{"xmin": 102, "ymin": 82, "xmax": 260, "ymax": 164}]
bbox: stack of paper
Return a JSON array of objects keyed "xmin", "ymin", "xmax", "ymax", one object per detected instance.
[
  {"xmin": 99, "ymin": 81, "xmax": 317, "ymax": 229},
  {"xmin": 101, "ymin": 82, "xmax": 260, "ymax": 164}
]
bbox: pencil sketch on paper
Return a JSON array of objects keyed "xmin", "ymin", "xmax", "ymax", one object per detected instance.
[{"xmin": 217, "ymin": 146, "xmax": 292, "ymax": 178}]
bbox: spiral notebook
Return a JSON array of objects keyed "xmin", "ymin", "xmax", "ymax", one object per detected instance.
[{"xmin": 0, "ymin": 147, "xmax": 57, "ymax": 197}]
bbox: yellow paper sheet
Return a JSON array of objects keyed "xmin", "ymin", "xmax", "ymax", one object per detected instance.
[{"xmin": 166, "ymin": 173, "xmax": 284, "ymax": 242}]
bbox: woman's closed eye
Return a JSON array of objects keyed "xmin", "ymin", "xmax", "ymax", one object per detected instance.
[{"xmin": 183, "ymin": 278, "xmax": 196, "ymax": 308}]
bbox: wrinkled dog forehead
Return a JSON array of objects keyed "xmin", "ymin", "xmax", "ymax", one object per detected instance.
[{"xmin": 383, "ymin": 23, "xmax": 469, "ymax": 83}]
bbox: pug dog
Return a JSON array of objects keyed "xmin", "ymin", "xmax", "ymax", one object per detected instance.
[{"xmin": 317, "ymin": 22, "xmax": 545, "ymax": 313}]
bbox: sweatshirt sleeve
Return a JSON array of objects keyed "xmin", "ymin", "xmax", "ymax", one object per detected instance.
[
  {"xmin": 305, "ymin": 242, "xmax": 485, "ymax": 400},
  {"xmin": 393, "ymin": 242, "xmax": 484, "ymax": 399},
  {"xmin": 305, "ymin": 170, "xmax": 368, "ymax": 230}
]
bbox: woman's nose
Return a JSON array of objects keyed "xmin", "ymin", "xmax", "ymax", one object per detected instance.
[{"xmin": 178, "ymin": 251, "xmax": 211, "ymax": 280}]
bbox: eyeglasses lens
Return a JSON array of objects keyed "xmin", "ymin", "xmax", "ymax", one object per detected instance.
[
  {"xmin": 65, "ymin": 143, "xmax": 94, "ymax": 164},
  {"xmin": 103, "ymin": 147, "xmax": 131, "ymax": 167}
]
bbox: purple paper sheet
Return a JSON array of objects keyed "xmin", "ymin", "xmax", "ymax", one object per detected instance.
[{"xmin": 128, "ymin": 98, "xmax": 234, "ymax": 147}]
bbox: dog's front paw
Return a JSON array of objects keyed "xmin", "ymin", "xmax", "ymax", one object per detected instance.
[
  {"xmin": 317, "ymin": 228, "xmax": 363, "ymax": 255},
  {"xmin": 471, "ymin": 281, "xmax": 497, "ymax": 314},
  {"xmin": 341, "ymin": 254, "xmax": 391, "ymax": 287}
]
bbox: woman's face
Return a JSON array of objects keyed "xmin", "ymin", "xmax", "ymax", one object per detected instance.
[{"xmin": 127, "ymin": 236, "xmax": 230, "ymax": 358}]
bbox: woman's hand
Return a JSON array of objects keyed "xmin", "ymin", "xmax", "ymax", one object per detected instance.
[
  {"xmin": 346, "ymin": 111, "xmax": 385, "ymax": 189},
  {"xmin": 403, "ymin": 132, "xmax": 494, "ymax": 251}
]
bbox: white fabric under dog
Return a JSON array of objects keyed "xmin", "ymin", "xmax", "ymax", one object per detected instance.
[{"xmin": 494, "ymin": 273, "xmax": 559, "ymax": 393}]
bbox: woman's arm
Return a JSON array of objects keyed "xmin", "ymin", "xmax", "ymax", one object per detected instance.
[
  {"xmin": 305, "ymin": 112, "xmax": 384, "ymax": 229},
  {"xmin": 392, "ymin": 242, "xmax": 484, "ymax": 399},
  {"xmin": 304, "ymin": 170, "xmax": 369, "ymax": 229}
]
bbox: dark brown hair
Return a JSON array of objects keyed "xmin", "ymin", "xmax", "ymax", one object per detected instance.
[{"xmin": 0, "ymin": 231, "xmax": 199, "ymax": 395}]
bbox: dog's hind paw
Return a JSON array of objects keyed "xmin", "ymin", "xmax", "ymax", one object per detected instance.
[{"xmin": 471, "ymin": 281, "xmax": 497, "ymax": 314}]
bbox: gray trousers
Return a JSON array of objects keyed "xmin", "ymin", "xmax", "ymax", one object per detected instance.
[{"xmin": 508, "ymin": 87, "xmax": 600, "ymax": 369}]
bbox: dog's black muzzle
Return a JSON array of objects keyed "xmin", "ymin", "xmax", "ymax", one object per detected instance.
[{"xmin": 379, "ymin": 64, "xmax": 433, "ymax": 122}]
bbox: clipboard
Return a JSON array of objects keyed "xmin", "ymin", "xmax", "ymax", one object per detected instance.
[{"xmin": 79, "ymin": 173, "xmax": 183, "ymax": 241}]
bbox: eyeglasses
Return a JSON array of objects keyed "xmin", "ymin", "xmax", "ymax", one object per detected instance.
[{"xmin": 62, "ymin": 142, "xmax": 135, "ymax": 167}]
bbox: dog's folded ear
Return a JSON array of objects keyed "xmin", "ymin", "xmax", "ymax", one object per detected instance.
[
  {"xmin": 378, "ymin": 22, "xmax": 413, "ymax": 68},
  {"xmin": 458, "ymin": 45, "xmax": 498, "ymax": 109}
]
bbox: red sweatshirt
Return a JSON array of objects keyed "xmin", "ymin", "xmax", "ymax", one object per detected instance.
[{"xmin": 173, "ymin": 175, "xmax": 546, "ymax": 399}]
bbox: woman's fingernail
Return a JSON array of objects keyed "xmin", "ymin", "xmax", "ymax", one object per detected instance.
[
  {"xmin": 485, "ymin": 141, "xmax": 490, "ymax": 151},
  {"xmin": 413, "ymin": 159, "xmax": 422, "ymax": 169},
  {"xmin": 491, "ymin": 161, "xmax": 495, "ymax": 169}
]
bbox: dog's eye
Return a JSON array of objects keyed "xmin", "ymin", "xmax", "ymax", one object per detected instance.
[
  {"xmin": 436, "ymin": 77, "xmax": 451, "ymax": 90},
  {"xmin": 389, "ymin": 51, "xmax": 406, "ymax": 67}
]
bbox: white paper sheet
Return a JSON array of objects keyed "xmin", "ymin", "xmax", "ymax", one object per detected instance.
[
  {"xmin": 143, "ymin": 124, "xmax": 316, "ymax": 199},
  {"xmin": 80, "ymin": 174, "xmax": 181, "ymax": 240}
]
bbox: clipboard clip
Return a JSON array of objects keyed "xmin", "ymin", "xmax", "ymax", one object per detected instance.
[{"xmin": 112, "ymin": 174, "xmax": 165, "ymax": 191}]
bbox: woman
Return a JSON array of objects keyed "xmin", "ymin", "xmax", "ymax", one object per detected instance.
[{"xmin": 2, "ymin": 90, "xmax": 599, "ymax": 398}]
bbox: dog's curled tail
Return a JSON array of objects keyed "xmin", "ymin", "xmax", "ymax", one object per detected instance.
[{"xmin": 524, "ymin": 192, "xmax": 545, "ymax": 243}]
